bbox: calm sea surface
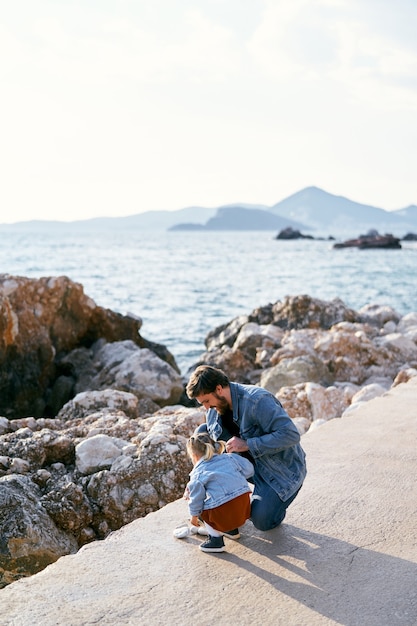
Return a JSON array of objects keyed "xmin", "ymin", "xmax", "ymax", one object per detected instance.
[{"xmin": 1, "ymin": 229, "xmax": 416, "ymax": 375}]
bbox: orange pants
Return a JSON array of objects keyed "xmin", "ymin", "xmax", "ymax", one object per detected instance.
[{"xmin": 200, "ymin": 492, "xmax": 251, "ymax": 532}]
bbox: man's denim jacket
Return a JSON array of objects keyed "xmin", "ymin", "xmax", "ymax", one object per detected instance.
[
  {"xmin": 187, "ymin": 452, "xmax": 254, "ymax": 516},
  {"xmin": 205, "ymin": 382, "xmax": 307, "ymax": 501}
]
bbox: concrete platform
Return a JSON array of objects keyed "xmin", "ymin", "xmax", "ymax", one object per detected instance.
[{"xmin": 1, "ymin": 378, "xmax": 417, "ymax": 626}]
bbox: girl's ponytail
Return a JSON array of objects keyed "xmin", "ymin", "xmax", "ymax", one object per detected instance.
[{"xmin": 187, "ymin": 432, "xmax": 225, "ymax": 461}]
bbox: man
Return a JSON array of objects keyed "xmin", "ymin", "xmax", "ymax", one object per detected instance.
[{"xmin": 186, "ymin": 365, "xmax": 306, "ymax": 531}]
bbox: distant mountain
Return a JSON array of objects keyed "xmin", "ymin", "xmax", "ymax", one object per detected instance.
[
  {"xmin": 1, "ymin": 187, "xmax": 416, "ymax": 235},
  {"xmin": 269, "ymin": 187, "xmax": 417, "ymax": 236},
  {"xmin": 393, "ymin": 204, "xmax": 417, "ymax": 224},
  {"xmin": 169, "ymin": 205, "xmax": 308, "ymax": 231},
  {"xmin": 0, "ymin": 207, "xmax": 218, "ymax": 232}
]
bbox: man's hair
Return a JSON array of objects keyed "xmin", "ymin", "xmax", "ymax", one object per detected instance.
[{"xmin": 186, "ymin": 365, "xmax": 230, "ymax": 399}]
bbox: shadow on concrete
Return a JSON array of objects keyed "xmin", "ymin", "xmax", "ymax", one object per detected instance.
[{"xmin": 215, "ymin": 524, "xmax": 417, "ymax": 626}]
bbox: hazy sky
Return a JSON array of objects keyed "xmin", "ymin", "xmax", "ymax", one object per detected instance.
[{"xmin": 1, "ymin": 0, "xmax": 416, "ymax": 222}]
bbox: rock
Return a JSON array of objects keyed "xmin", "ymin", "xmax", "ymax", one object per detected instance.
[
  {"xmin": 0, "ymin": 400, "xmax": 205, "ymax": 585},
  {"xmin": 333, "ymin": 231, "xmax": 402, "ymax": 249},
  {"xmin": 78, "ymin": 342, "xmax": 184, "ymax": 406},
  {"xmin": 375, "ymin": 333, "xmax": 417, "ymax": 363},
  {"xmin": 75, "ymin": 434, "xmax": 133, "ymax": 475},
  {"xmin": 58, "ymin": 389, "xmax": 139, "ymax": 421},
  {"xmin": 276, "ymin": 227, "xmax": 314, "ymax": 240},
  {"xmin": 269, "ymin": 295, "xmax": 358, "ymax": 330},
  {"xmin": 190, "ymin": 294, "xmax": 417, "ymax": 428},
  {"xmin": 277, "ymin": 381, "xmax": 356, "ymax": 426},
  {"xmin": 0, "ymin": 275, "xmax": 179, "ymax": 419},
  {"xmin": 192, "ymin": 345, "xmax": 255, "ymax": 383},
  {"xmin": 397, "ymin": 312, "xmax": 417, "ymax": 332},
  {"xmin": 0, "ymin": 417, "xmax": 9, "ymax": 435},
  {"xmin": 392, "ymin": 367, "xmax": 417, "ymax": 387},
  {"xmin": 292, "ymin": 417, "xmax": 311, "ymax": 435},
  {"xmin": 313, "ymin": 323, "xmax": 396, "ymax": 384},
  {"xmin": 205, "ymin": 315, "xmax": 250, "ymax": 351},
  {"xmin": 350, "ymin": 383, "xmax": 387, "ymax": 404},
  {"xmin": 260, "ymin": 354, "xmax": 332, "ymax": 395},
  {"xmin": 0, "ymin": 474, "xmax": 78, "ymax": 588},
  {"xmin": 358, "ymin": 303, "xmax": 401, "ymax": 326}
]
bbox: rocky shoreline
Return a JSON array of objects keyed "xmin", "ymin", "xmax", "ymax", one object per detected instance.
[{"xmin": 1, "ymin": 275, "xmax": 417, "ymax": 588}]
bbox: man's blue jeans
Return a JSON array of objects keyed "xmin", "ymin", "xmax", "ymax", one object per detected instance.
[{"xmin": 250, "ymin": 472, "xmax": 301, "ymax": 531}]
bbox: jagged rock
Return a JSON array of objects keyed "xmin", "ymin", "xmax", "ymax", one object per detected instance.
[
  {"xmin": 260, "ymin": 354, "xmax": 333, "ymax": 394},
  {"xmin": 191, "ymin": 295, "xmax": 417, "ymax": 430},
  {"xmin": 0, "ymin": 402, "xmax": 205, "ymax": 585},
  {"xmin": 333, "ymin": 231, "xmax": 402, "ymax": 249},
  {"xmin": 350, "ymin": 383, "xmax": 387, "ymax": 405},
  {"xmin": 375, "ymin": 333, "xmax": 417, "ymax": 363},
  {"xmin": 200, "ymin": 296, "xmax": 358, "ymax": 375},
  {"xmin": 392, "ymin": 368, "xmax": 417, "ymax": 386},
  {"xmin": 0, "ymin": 417, "xmax": 9, "ymax": 435},
  {"xmin": 268, "ymin": 295, "xmax": 357, "ymax": 330},
  {"xmin": 276, "ymin": 227, "xmax": 314, "ymax": 240},
  {"xmin": 58, "ymin": 389, "xmax": 139, "ymax": 421},
  {"xmin": 0, "ymin": 428, "xmax": 75, "ymax": 470},
  {"xmin": 205, "ymin": 315, "xmax": 250, "ymax": 351},
  {"xmin": 277, "ymin": 381, "xmax": 357, "ymax": 426},
  {"xmin": 358, "ymin": 303, "xmax": 401, "ymax": 326},
  {"xmin": 0, "ymin": 275, "xmax": 178, "ymax": 419},
  {"xmin": 192, "ymin": 345, "xmax": 255, "ymax": 383},
  {"xmin": 75, "ymin": 434, "xmax": 135, "ymax": 475},
  {"xmin": 73, "ymin": 341, "xmax": 184, "ymax": 407},
  {"xmin": 0, "ymin": 474, "xmax": 78, "ymax": 588},
  {"xmin": 397, "ymin": 312, "xmax": 417, "ymax": 333}
]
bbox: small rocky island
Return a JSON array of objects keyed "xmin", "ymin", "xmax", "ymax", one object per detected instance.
[
  {"xmin": 333, "ymin": 229, "xmax": 402, "ymax": 249},
  {"xmin": 275, "ymin": 227, "xmax": 335, "ymax": 240}
]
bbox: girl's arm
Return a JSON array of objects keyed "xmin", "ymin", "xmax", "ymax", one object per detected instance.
[{"xmin": 187, "ymin": 479, "xmax": 206, "ymax": 517}]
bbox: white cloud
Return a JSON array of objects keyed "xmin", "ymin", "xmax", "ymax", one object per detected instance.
[
  {"xmin": 0, "ymin": 0, "xmax": 416, "ymax": 221},
  {"xmin": 248, "ymin": 0, "xmax": 417, "ymax": 109}
]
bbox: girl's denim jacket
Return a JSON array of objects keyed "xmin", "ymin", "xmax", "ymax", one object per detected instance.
[
  {"xmin": 205, "ymin": 382, "xmax": 307, "ymax": 502},
  {"xmin": 187, "ymin": 452, "xmax": 254, "ymax": 516}
]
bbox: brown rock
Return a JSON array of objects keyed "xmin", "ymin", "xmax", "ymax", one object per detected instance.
[{"xmin": 0, "ymin": 275, "xmax": 178, "ymax": 418}]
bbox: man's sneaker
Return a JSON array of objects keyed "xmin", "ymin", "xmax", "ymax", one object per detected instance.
[
  {"xmin": 223, "ymin": 528, "xmax": 240, "ymax": 540},
  {"xmin": 199, "ymin": 535, "xmax": 225, "ymax": 553}
]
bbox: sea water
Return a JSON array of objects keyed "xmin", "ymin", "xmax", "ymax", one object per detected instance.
[{"xmin": 1, "ymin": 229, "xmax": 416, "ymax": 375}]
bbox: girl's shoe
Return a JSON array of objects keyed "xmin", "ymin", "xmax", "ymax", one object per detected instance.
[
  {"xmin": 173, "ymin": 525, "xmax": 208, "ymax": 539},
  {"xmin": 199, "ymin": 535, "xmax": 225, "ymax": 553},
  {"xmin": 173, "ymin": 525, "xmax": 192, "ymax": 539},
  {"xmin": 223, "ymin": 528, "xmax": 240, "ymax": 540}
]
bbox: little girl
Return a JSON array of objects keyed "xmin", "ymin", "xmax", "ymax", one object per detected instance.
[{"xmin": 185, "ymin": 432, "xmax": 254, "ymax": 553}]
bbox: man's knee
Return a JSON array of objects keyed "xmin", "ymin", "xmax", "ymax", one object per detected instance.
[{"xmin": 250, "ymin": 501, "xmax": 286, "ymax": 531}]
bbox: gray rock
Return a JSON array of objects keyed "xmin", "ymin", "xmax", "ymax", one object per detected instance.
[
  {"xmin": 260, "ymin": 354, "xmax": 332, "ymax": 395},
  {"xmin": 0, "ymin": 474, "xmax": 78, "ymax": 588},
  {"xmin": 75, "ymin": 434, "xmax": 129, "ymax": 475}
]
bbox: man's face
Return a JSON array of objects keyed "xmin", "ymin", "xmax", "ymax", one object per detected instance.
[{"xmin": 196, "ymin": 386, "xmax": 230, "ymax": 415}]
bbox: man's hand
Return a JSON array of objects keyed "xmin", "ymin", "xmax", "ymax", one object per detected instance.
[{"xmin": 226, "ymin": 436, "xmax": 249, "ymax": 454}]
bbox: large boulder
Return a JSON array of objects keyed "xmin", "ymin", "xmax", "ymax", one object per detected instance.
[
  {"xmin": 73, "ymin": 341, "xmax": 184, "ymax": 407},
  {"xmin": 57, "ymin": 389, "xmax": 140, "ymax": 421},
  {"xmin": 260, "ymin": 354, "xmax": 333, "ymax": 394},
  {"xmin": 0, "ymin": 474, "xmax": 78, "ymax": 588},
  {"xmin": 0, "ymin": 275, "xmax": 178, "ymax": 418}
]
